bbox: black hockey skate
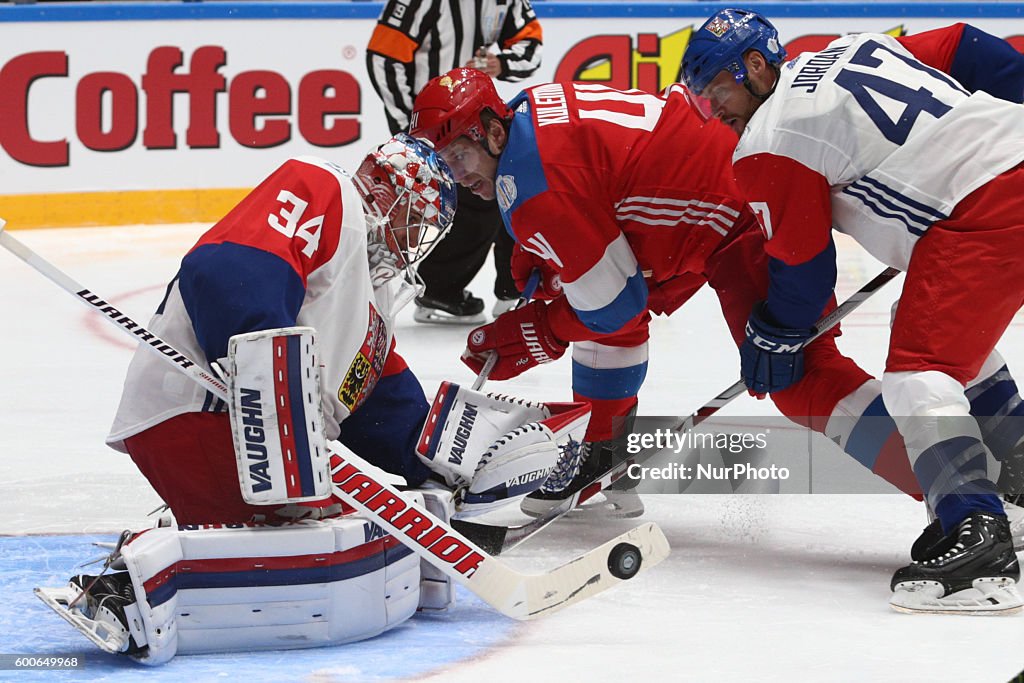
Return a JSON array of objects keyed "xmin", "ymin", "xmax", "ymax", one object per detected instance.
[
  {"xmin": 68, "ymin": 572, "xmax": 143, "ymax": 654},
  {"xmin": 914, "ymin": 506, "xmax": 1024, "ymax": 561},
  {"xmin": 891, "ymin": 512, "xmax": 1022, "ymax": 614},
  {"xmin": 997, "ymin": 441, "xmax": 1024, "ymax": 507},
  {"xmin": 414, "ymin": 290, "xmax": 486, "ymax": 325},
  {"xmin": 522, "ymin": 438, "xmax": 644, "ymax": 519}
]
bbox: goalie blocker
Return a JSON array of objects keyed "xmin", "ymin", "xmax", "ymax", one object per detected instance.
[
  {"xmin": 226, "ymin": 327, "xmax": 332, "ymax": 505},
  {"xmin": 36, "ymin": 489, "xmax": 457, "ymax": 665}
]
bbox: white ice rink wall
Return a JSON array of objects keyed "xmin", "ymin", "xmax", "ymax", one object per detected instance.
[{"xmin": 1, "ymin": 1, "xmax": 1023, "ymax": 228}]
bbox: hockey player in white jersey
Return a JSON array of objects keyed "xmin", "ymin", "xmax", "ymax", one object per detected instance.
[
  {"xmin": 683, "ymin": 10, "xmax": 1024, "ymax": 613},
  {"xmin": 35, "ymin": 133, "xmax": 591, "ymax": 663}
]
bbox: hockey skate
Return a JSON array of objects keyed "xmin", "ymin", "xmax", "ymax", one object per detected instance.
[
  {"xmin": 414, "ymin": 290, "xmax": 486, "ymax": 325},
  {"xmin": 36, "ymin": 571, "xmax": 145, "ymax": 655},
  {"xmin": 492, "ymin": 296, "xmax": 519, "ymax": 318},
  {"xmin": 912, "ymin": 500, "xmax": 1024, "ymax": 561},
  {"xmin": 522, "ymin": 439, "xmax": 645, "ymax": 519},
  {"xmin": 891, "ymin": 512, "xmax": 1023, "ymax": 615}
]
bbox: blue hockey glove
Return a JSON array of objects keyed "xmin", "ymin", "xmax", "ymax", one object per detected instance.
[{"xmin": 740, "ymin": 302, "xmax": 815, "ymax": 396}]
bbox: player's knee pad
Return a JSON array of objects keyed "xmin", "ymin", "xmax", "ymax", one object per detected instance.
[
  {"xmin": 882, "ymin": 370, "xmax": 982, "ymax": 457},
  {"xmin": 882, "ymin": 370, "xmax": 970, "ymax": 419},
  {"xmin": 416, "ymin": 382, "xmax": 590, "ymax": 516},
  {"xmin": 114, "ymin": 515, "xmax": 422, "ymax": 664}
]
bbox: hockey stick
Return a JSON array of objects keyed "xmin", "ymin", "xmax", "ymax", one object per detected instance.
[
  {"xmin": 470, "ymin": 269, "xmax": 542, "ymax": 391},
  {"xmin": 456, "ymin": 266, "xmax": 903, "ymax": 554},
  {"xmin": 0, "ymin": 221, "xmax": 669, "ymax": 620}
]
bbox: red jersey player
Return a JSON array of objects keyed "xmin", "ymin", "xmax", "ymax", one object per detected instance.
[{"xmin": 410, "ymin": 68, "xmax": 922, "ymax": 518}]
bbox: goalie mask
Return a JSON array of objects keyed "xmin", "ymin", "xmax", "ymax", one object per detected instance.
[{"xmin": 355, "ymin": 133, "xmax": 457, "ymax": 288}]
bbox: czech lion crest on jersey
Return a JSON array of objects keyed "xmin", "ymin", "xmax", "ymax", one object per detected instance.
[{"xmin": 338, "ymin": 304, "xmax": 389, "ymax": 411}]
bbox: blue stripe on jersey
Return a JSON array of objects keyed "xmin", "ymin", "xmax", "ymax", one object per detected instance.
[
  {"xmin": 571, "ymin": 270, "xmax": 648, "ymax": 334},
  {"xmin": 286, "ymin": 334, "xmax": 316, "ymax": 498},
  {"xmin": 338, "ymin": 368, "xmax": 432, "ymax": 486},
  {"xmin": 498, "ymin": 95, "xmax": 549, "ymax": 216},
  {"xmin": 765, "ymin": 239, "xmax": 836, "ymax": 330},
  {"xmin": 842, "ymin": 176, "xmax": 947, "ymax": 236},
  {"xmin": 179, "ymin": 242, "xmax": 305, "ymax": 364},
  {"xmin": 952, "ymin": 25, "xmax": 1024, "ymax": 104},
  {"xmin": 572, "ymin": 360, "xmax": 648, "ymax": 401},
  {"xmin": 843, "ymin": 393, "xmax": 898, "ymax": 470}
]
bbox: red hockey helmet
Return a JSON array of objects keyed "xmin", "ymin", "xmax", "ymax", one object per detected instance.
[{"xmin": 410, "ymin": 68, "xmax": 511, "ymax": 151}]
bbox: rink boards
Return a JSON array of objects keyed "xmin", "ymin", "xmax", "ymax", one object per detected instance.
[{"xmin": 1, "ymin": 1, "xmax": 1024, "ymax": 227}]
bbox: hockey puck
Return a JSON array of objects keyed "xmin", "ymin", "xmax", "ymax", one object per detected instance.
[{"xmin": 607, "ymin": 542, "xmax": 642, "ymax": 580}]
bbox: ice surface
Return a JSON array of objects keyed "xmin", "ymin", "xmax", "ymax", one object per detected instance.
[{"xmin": 1, "ymin": 225, "xmax": 1023, "ymax": 682}]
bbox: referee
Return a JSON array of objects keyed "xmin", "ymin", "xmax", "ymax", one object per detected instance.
[{"xmin": 367, "ymin": 0, "xmax": 544, "ymax": 323}]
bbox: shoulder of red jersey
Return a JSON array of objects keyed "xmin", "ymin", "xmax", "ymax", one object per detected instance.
[{"xmin": 898, "ymin": 23, "xmax": 1024, "ymax": 102}]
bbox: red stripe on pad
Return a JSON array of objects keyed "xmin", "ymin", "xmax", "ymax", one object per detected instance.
[{"xmin": 272, "ymin": 336, "xmax": 302, "ymax": 499}]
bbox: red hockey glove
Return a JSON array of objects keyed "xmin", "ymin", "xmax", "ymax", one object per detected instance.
[
  {"xmin": 462, "ymin": 300, "xmax": 568, "ymax": 380},
  {"xmin": 511, "ymin": 244, "xmax": 562, "ymax": 301}
]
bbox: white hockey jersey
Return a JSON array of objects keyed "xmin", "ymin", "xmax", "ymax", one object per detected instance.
[
  {"xmin": 107, "ymin": 157, "xmax": 410, "ymax": 453},
  {"xmin": 735, "ymin": 32, "xmax": 1024, "ymax": 272}
]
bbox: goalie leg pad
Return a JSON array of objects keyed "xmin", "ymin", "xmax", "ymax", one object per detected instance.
[
  {"xmin": 37, "ymin": 518, "xmax": 422, "ymax": 664},
  {"xmin": 414, "ymin": 488, "xmax": 457, "ymax": 610},
  {"xmin": 227, "ymin": 327, "xmax": 331, "ymax": 504}
]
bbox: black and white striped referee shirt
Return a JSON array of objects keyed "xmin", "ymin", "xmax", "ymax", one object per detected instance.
[{"xmin": 367, "ymin": 0, "xmax": 543, "ymax": 133}]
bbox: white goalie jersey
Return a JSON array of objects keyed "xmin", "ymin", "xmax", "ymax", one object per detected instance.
[
  {"xmin": 735, "ymin": 32, "xmax": 1024, "ymax": 271},
  {"xmin": 105, "ymin": 157, "xmax": 409, "ymax": 452}
]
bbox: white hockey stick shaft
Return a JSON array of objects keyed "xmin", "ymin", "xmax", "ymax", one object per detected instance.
[{"xmin": 0, "ymin": 222, "xmax": 668, "ymax": 620}]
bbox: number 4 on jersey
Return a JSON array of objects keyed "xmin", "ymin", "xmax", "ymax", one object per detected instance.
[{"xmin": 267, "ymin": 189, "xmax": 324, "ymax": 258}]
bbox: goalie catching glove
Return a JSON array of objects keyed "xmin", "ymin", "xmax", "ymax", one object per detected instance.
[
  {"xmin": 416, "ymin": 382, "xmax": 590, "ymax": 516},
  {"xmin": 462, "ymin": 300, "xmax": 568, "ymax": 381}
]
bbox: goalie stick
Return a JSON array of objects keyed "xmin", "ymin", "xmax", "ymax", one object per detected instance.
[
  {"xmin": 456, "ymin": 267, "xmax": 903, "ymax": 555},
  {"xmin": 0, "ymin": 220, "xmax": 669, "ymax": 620}
]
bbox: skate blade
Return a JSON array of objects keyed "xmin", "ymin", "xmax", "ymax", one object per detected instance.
[
  {"xmin": 413, "ymin": 308, "xmax": 486, "ymax": 325},
  {"xmin": 565, "ymin": 502, "xmax": 646, "ymax": 520},
  {"xmin": 889, "ymin": 577, "xmax": 1024, "ymax": 615},
  {"xmin": 521, "ymin": 490, "xmax": 645, "ymax": 519},
  {"xmin": 34, "ymin": 586, "xmax": 129, "ymax": 653}
]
